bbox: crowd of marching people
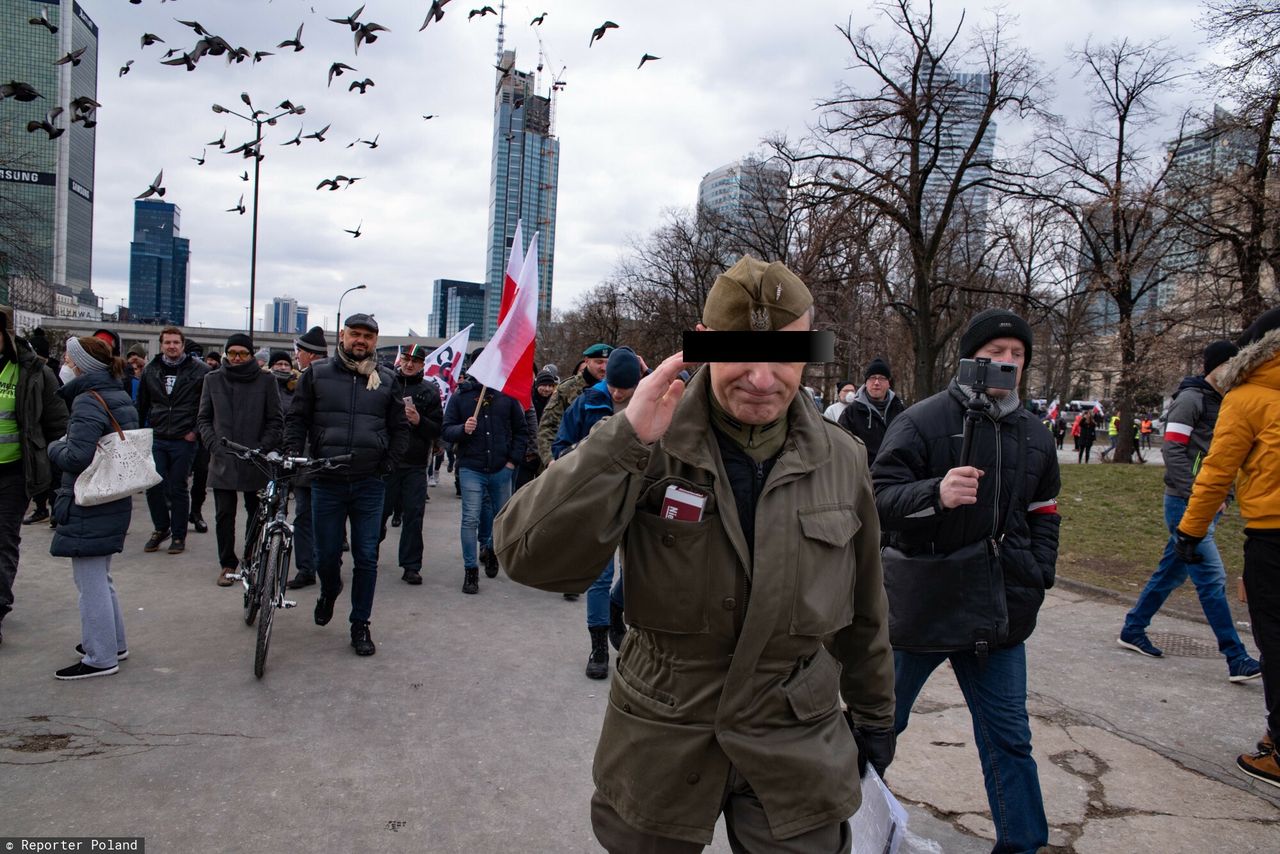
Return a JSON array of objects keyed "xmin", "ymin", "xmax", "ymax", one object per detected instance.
[{"xmin": 1, "ymin": 273, "xmax": 1277, "ymax": 850}]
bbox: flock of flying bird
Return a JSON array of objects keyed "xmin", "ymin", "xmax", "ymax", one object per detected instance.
[{"xmin": 2, "ymin": 2, "xmax": 660, "ymax": 239}]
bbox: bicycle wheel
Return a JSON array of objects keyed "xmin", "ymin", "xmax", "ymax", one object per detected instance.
[
  {"xmin": 254, "ymin": 532, "xmax": 286, "ymax": 678},
  {"xmin": 242, "ymin": 515, "xmax": 265, "ymax": 626}
]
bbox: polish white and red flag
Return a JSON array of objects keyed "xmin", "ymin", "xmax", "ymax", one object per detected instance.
[
  {"xmin": 1164, "ymin": 419, "xmax": 1194, "ymax": 445},
  {"xmin": 423, "ymin": 323, "xmax": 473, "ymax": 409},
  {"xmin": 1047, "ymin": 398, "xmax": 1060, "ymax": 421},
  {"xmin": 498, "ymin": 220, "xmax": 524, "ymax": 324},
  {"xmin": 467, "ymin": 235, "xmax": 539, "ymax": 409}
]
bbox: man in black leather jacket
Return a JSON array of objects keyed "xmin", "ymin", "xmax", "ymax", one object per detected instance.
[
  {"xmin": 872, "ymin": 308, "xmax": 1060, "ymax": 854},
  {"xmin": 285, "ymin": 314, "xmax": 408, "ymax": 656}
]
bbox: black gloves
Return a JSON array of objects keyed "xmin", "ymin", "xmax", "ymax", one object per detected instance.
[
  {"xmin": 1174, "ymin": 530, "xmax": 1204, "ymax": 564},
  {"xmin": 846, "ymin": 712, "xmax": 896, "ymax": 778}
]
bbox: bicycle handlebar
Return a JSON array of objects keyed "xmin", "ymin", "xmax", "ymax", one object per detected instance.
[{"xmin": 220, "ymin": 438, "xmax": 352, "ymax": 471}]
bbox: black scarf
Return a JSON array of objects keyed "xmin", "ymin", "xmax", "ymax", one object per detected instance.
[{"xmin": 224, "ymin": 359, "xmax": 263, "ymax": 383}]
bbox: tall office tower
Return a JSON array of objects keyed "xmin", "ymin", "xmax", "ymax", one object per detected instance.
[
  {"xmin": 920, "ymin": 67, "xmax": 996, "ymax": 229},
  {"xmin": 697, "ymin": 157, "xmax": 789, "ymax": 222},
  {"xmin": 128, "ymin": 200, "xmax": 191, "ymax": 325},
  {"xmin": 271, "ymin": 295, "xmax": 308, "ymax": 333},
  {"xmin": 429, "ymin": 278, "xmax": 486, "ymax": 339},
  {"xmin": 0, "ymin": 1, "xmax": 100, "ymax": 310},
  {"xmin": 483, "ymin": 48, "xmax": 560, "ymax": 337}
]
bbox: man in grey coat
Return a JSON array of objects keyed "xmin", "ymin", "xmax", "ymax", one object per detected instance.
[{"xmin": 197, "ymin": 334, "xmax": 283, "ymax": 587}]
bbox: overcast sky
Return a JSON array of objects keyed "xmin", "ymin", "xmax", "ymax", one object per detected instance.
[{"xmin": 78, "ymin": 0, "xmax": 1213, "ymax": 334}]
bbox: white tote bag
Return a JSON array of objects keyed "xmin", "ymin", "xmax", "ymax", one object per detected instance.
[{"xmin": 73, "ymin": 390, "xmax": 164, "ymax": 507}]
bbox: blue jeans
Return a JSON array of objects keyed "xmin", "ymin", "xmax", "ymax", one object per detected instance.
[
  {"xmin": 146, "ymin": 437, "xmax": 197, "ymax": 539},
  {"xmin": 312, "ymin": 477, "xmax": 385, "ymax": 625},
  {"xmin": 895, "ymin": 644, "xmax": 1047, "ymax": 854},
  {"xmin": 459, "ymin": 467, "xmax": 512, "ymax": 569},
  {"xmin": 586, "ymin": 558, "xmax": 616, "ymax": 628},
  {"xmin": 1122, "ymin": 494, "xmax": 1249, "ymax": 664}
]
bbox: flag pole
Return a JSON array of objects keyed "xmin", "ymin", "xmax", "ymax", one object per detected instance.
[{"xmin": 472, "ymin": 385, "xmax": 487, "ymax": 419}]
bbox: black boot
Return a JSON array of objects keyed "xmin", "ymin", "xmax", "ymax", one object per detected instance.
[
  {"xmin": 190, "ymin": 510, "xmax": 208, "ymax": 534},
  {"xmin": 586, "ymin": 626, "xmax": 610, "ymax": 680},
  {"xmin": 462, "ymin": 566, "xmax": 479, "ymax": 595},
  {"xmin": 608, "ymin": 602, "xmax": 627, "ymax": 651}
]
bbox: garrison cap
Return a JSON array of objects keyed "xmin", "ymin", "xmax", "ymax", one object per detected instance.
[
  {"xmin": 701, "ymin": 256, "xmax": 812, "ymax": 332},
  {"xmin": 582, "ymin": 343, "xmax": 613, "ymax": 358}
]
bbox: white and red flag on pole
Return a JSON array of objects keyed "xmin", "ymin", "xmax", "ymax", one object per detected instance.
[
  {"xmin": 423, "ymin": 323, "xmax": 473, "ymax": 409},
  {"xmin": 1047, "ymin": 398, "xmax": 1060, "ymax": 421},
  {"xmin": 498, "ymin": 220, "xmax": 524, "ymax": 324},
  {"xmin": 468, "ymin": 236, "xmax": 539, "ymax": 409}
]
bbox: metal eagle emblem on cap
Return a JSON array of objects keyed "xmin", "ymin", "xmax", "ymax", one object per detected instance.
[{"xmin": 750, "ymin": 305, "xmax": 770, "ymax": 331}]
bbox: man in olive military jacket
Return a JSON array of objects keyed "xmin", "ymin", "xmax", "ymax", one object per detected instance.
[{"xmin": 495, "ymin": 257, "xmax": 894, "ymax": 852}]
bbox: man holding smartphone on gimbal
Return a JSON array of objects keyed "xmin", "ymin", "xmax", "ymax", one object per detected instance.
[{"xmin": 872, "ymin": 308, "xmax": 1061, "ymax": 854}]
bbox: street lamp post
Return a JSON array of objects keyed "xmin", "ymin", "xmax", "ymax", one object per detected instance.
[
  {"xmin": 211, "ymin": 98, "xmax": 305, "ymax": 333},
  {"xmin": 336, "ymin": 284, "xmax": 368, "ymax": 343}
]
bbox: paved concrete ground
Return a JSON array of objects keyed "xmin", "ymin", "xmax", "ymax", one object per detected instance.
[{"xmin": 1, "ymin": 485, "xmax": 1277, "ymax": 853}]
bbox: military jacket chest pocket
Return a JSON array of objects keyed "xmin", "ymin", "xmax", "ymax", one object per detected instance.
[
  {"xmin": 623, "ymin": 478, "xmax": 718, "ymax": 634},
  {"xmin": 792, "ymin": 504, "xmax": 860, "ymax": 636}
]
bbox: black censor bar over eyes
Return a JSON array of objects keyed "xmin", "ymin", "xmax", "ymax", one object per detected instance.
[{"xmin": 682, "ymin": 331, "xmax": 836, "ymax": 363}]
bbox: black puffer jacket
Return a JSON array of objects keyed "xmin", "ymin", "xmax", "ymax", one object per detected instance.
[
  {"xmin": 871, "ymin": 381, "xmax": 1061, "ymax": 647},
  {"xmin": 137, "ymin": 354, "xmax": 209, "ymax": 439},
  {"xmin": 284, "ymin": 355, "xmax": 409, "ymax": 481},
  {"xmin": 837, "ymin": 388, "xmax": 906, "ymax": 464},
  {"xmin": 48, "ymin": 372, "xmax": 140, "ymax": 558},
  {"xmin": 387, "ymin": 371, "xmax": 444, "ymax": 468},
  {"xmin": 441, "ymin": 377, "xmax": 528, "ymax": 474}
]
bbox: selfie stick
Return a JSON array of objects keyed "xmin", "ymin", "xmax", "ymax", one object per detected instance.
[{"xmin": 959, "ymin": 393, "xmax": 988, "ymax": 468}]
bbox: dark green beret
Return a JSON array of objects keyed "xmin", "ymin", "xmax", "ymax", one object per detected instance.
[
  {"xmin": 582, "ymin": 343, "xmax": 613, "ymax": 358},
  {"xmin": 702, "ymin": 256, "xmax": 813, "ymax": 331}
]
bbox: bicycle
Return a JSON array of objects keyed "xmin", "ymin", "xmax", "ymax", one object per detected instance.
[{"xmin": 221, "ymin": 439, "xmax": 350, "ymax": 678}]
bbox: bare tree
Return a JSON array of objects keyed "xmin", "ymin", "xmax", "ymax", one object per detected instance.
[
  {"xmin": 778, "ymin": 0, "xmax": 1043, "ymax": 400},
  {"xmin": 1041, "ymin": 38, "xmax": 1194, "ymax": 463}
]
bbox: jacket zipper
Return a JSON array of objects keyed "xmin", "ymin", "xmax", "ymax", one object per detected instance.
[{"xmin": 346, "ymin": 373, "xmax": 357, "ymax": 454}]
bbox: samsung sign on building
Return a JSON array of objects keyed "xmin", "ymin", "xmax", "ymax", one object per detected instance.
[
  {"xmin": 70, "ymin": 178, "xmax": 94, "ymax": 203},
  {"xmin": 0, "ymin": 169, "xmax": 55, "ymax": 187}
]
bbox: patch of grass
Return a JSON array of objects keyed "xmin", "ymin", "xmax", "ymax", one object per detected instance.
[{"xmin": 1057, "ymin": 464, "xmax": 1249, "ymax": 622}]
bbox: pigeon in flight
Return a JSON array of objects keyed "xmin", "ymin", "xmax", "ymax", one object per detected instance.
[
  {"xmin": 118, "ymin": 60, "xmax": 134, "ymax": 77},
  {"xmin": 329, "ymin": 5, "xmax": 365, "ymax": 30},
  {"xmin": 354, "ymin": 22, "xmax": 389, "ymax": 53},
  {"xmin": 191, "ymin": 148, "xmax": 206, "ymax": 165},
  {"xmin": 140, "ymin": 33, "xmax": 165, "ymax": 48},
  {"xmin": 421, "ymin": 114, "xmax": 437, "ymax": 121},
  {"xmin": 316, "ymin": 177, "xmax": 341, "ymax": 191},
  {"xmin": 344, "ymin": 220, "xmax": 363, "ymax": 238},
  {"xmin": 70, "ymin": 96, "xmax": 100, "ymax": 127},
  {"xmin": 362, "ymin": 134, "xmax": 379, "ymax": 149},
  {"xmin": 348, "ymin": 78, "xmax": 374, "ymax": 94},
  {"xmin": 530, "ymin": 12, "xmax": 547, "ymax": 26},
  {"xmin": 304, "ymin": 124, "xmax": 330, "ymax": 142},
  {"xmin": 54, "ymin": 47, "xmax": 87, "ymax": 66},
  {"xmin": 29, "ymin": 8, "xmax": 58, "ymax": 34},
  {"xmin": 136, "ymin": 170, "xmax": 166, "ymax": 200},
  {"xmin": 340, "ymin": 176, "xmax": 363, "ymax": 189},
  {"xmin": 420, "ymin": 0, "xmax": 452, "ymax": 31},
  {"xmin": 26, "ymin": 107, "xmax": 64, "ymax": 139},
  {"xmin": 469, "ymin": 7, "xmax": 497, "ymax": 21},
  {"xmin": 252, "ymin": 50, "xmax": 274, "ymax": 64},
  {"xmin": 589, "ymin": 21, "xmax": 618, "ymax": 47},
  {"xmin": 240, "ymin": 170, "xmax": 250, "ymax": 182},
  {"xmin": 176, "ymin": 19, "xmax": 211, "ymax": 37},
  {"xmin": 0, "ymin": 81, "xmax": 42, "ymax": 102},
  {"xmin": 278, "ymin": 23, "xmax": 305, "ymax": 52},
  {"xmin": 637, "ymin": 54, "xmax": 660, "ymax": 69},
  {"xmin": 227, "ymin": 194, "xmax": 246, "ymax": 215},
  {"xmin": 281, "ymin": 128, "xmax": 303, "ymax": 146},
  {"xmin": 328, "ymin": 62, "xmax": 356, "ymax": 86},
  {"xmin": 160, "ymin": 53, "xmax": 198, "ymax": 72},
  {"xmin": 209, "ymin": 130, "xmax": 226, "ymax": 149}
]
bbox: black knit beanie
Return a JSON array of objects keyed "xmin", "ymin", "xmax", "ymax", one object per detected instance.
[
  {"xmin": 863, "ymin": 357, "xmax": 892, "ymax": 382},
  {"xmin": 1202, "ymin": 339, "xmax": 1239, "ymax": 375},
  {"xmin": 1238, "ymin": 307, "xmax": 1280, "ymax": 347},
  {"xmin": 225, "ymin": 333, "xmax": 254, "ymax": 353},
  {"xmin": 958, "ymin": 309, "xmax": 1034, "ymax": 366}
]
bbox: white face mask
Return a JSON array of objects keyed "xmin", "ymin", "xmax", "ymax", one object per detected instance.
[
  {"xmin": 842, "ymin": 391, "xmax": 856, "ymax": 404},
  {"xmin": 59, "ymin": 364, "xmax": 76, "ymax": 384}
]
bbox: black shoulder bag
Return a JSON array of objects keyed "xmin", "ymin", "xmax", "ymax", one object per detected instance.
[{"xmin": 881, "ymin": 418, "xmax": 1026, "ymax": 658}]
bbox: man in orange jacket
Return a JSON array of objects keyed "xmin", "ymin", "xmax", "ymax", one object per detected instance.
[{"xmin": 1176, "ymin": 307, "xmax": 1280, "ymax": 789}]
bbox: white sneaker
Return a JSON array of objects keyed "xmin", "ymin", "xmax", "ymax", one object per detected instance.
[{"xmin": 429, "ymin": 476, "xmax": 439, "ymax": 487}]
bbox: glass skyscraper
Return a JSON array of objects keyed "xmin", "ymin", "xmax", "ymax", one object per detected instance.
[
  {"xmin": 129, "ymin": 201, "xmax": 191, "ymax": 325},
  {"xmin": 271, "ymin": 296, "xmax": 308, "ymax": 334},
  {"xmin": 483, "ymin": 50, "xmax": 559, "ymax": 337},
  {"xmin": 0, "ymin": 1, "xmax": 98, "ymax": 305},
  {"xmin": 430, "ymin": 278, "xmax": 486, "ymax": 339}
]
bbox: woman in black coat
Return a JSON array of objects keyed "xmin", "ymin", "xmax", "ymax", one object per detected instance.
[
  {"xmin": 48, "ymin": 336, "xmax": 140, "ymax": 680},
  {"xmin": 197, "ymin": 335, "xmax": 283, "ymax": 586},
  {"xmin": 1077, "ymin": 412, "xmax": 1098, "ymax": 463}
]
